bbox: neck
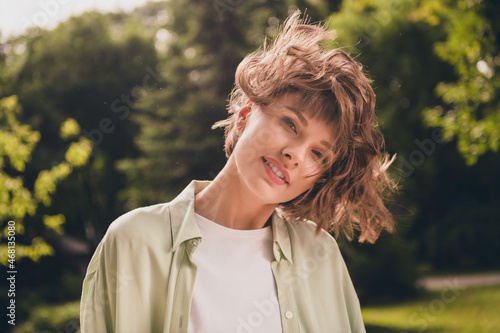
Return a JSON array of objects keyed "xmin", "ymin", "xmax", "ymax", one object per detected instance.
[{"xmin": 195, "ymin": 160, "xmax": 276, "ymax": 230}]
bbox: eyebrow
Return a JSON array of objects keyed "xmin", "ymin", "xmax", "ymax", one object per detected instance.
[
  {"xmin": 283, "ymin": 105, "xmax": 308, "ymax": 126},
  {"xmin": 282, "ymin": 105, "xmax": 334, "ymax": 151},
  {"xmin": 321, "ymin": 141, "xmax": 333, "ymax": 150}
]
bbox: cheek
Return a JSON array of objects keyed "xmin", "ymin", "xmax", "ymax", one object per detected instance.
[
  {"xmin": 235, "ymin": 137, "xmax": 259, "ymax": 164},
  {"xmin": 299, "ymin": 159, "xmax": 325, "ymax": 180},
  {"xmin": 253, "ymin": 121, "xmax": 281, "ymax": 146},
  {"xmin": 299, "ymin": 176, "xmax": 318, "ymax": 192},
  {"xmin": 294, "ymin": 168, "xmax": 322, "ymax": 193},
  {"xmin": 237, "ymin": 121, "xmax": 282, "ymax": 159}
]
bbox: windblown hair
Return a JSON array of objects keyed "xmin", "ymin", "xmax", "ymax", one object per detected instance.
[{"xmin": 213, "ymin": 10, "xmax": 396, "ymax": 243}]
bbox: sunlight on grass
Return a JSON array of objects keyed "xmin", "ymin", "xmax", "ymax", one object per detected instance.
[{"xmin": 362, "ymin": 285, "xmax": 500, "ymax": 333}]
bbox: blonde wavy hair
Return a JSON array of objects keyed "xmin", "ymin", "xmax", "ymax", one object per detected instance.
[{"xmin": 213, "ymin": 10, "xmax": 396, "ymax": 243}]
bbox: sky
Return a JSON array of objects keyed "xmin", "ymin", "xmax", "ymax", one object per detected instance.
[{"xmin": 0, "ymin": 0, "xmax": 161, "ymax": 41}]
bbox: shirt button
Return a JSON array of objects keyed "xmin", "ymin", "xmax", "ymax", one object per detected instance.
[
  {"xmin": 187, "ymin": 239, "xmax": 199, "ymax": 252},
  {"xmin": 285, "ymin": 311, "xmax": 293, "ymax": 319}
]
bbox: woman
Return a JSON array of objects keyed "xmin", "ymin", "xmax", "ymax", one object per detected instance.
[{"xmin": 80, "ymin": 10, "xmax": 395, "ymax": 333}]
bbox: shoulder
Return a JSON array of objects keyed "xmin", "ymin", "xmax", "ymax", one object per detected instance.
[
  {"xmin": 103, "ymin": 202, "xmax": 172, "ymax": 249},
  {"xmin": 284, "ymin": 218, "xmax": 341, "ymax": 258},
  {"xmin": 108, "ymin": 203, "xmax": 170, "ymax": 235},
  {"xmin": 283, "ymin": 219, "xmax": 360, "ymax": 298},
  {"xmin": 276, "ymin": 217, "xmax": 349, "ymax": 275}
]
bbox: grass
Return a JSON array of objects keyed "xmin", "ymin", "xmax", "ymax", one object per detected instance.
[{"xmin": 362, "ymin": 285, "xmax": 500, "ymax": 333}]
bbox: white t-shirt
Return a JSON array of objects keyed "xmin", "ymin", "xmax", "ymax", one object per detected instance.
[{"xmin": 188, "ymin": 213, "xmax": 283, "ymax": 333}]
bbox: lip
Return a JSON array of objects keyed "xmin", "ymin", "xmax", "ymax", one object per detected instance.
[{"xmin": 262, "ymin": 156, "xmax": 290, "ymax": 185}]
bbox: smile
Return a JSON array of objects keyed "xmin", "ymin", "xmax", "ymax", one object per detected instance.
[{"xmin": 263, "ymin": 157, "xmax": 289, "ymax": 185}]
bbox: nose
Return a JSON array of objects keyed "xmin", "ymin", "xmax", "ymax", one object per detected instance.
[{"xmin": 282, "ymin": 144, "xmax": 305, "ymax": 167}]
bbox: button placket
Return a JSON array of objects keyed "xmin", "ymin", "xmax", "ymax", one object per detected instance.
[{"xmin": 272, "ymin": 258, "xmax": 301, "ymax": 332}]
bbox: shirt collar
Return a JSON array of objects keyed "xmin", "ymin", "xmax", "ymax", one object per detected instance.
[
  {"xmin": 169, "ymin": 180, "xmax": 293, "ymax": 264},
  {"xmin": 271, "ymin": 211, "xmax": 294, "ymax": 264},
  {"xmin": 169, "ymin": 180, "xmax": 207, "ymax": 251}
]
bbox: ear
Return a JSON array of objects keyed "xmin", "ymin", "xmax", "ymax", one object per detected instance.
[
  {"xmin": 239, "ymin": 100, "xmax": 252, "ymax": 119},
  {"xmin": 237, "ymin": 100, "xmax": 252, "ymax": 131}
]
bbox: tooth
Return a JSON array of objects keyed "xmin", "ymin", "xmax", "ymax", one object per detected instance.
[
  {"xmin": 272, "ymin": 165, "xmax": 284, "ymax": 179},
  {"xmin": 266, "ymin": 159, "xmax": 286, "ymax": 181}
]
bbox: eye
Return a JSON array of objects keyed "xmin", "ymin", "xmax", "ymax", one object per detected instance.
[
  {"xmin": 313, "ymin": 149, "xmax": 331, "ymax": 165},
  {"xmin": 282, "ymin": 117, "xmax": 297, "ymax": 133},
  {"xmin": 312, "ymin": 150, "xmax": 324, "ymax": 159}
]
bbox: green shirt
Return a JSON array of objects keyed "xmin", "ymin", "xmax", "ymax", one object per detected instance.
[{"xmin": 80, "ymin": 180, "xmax": 366, "ymax": 332}]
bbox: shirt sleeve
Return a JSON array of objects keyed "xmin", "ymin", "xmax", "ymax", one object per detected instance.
[
  {"xmin": 79, "ymin": 224, "xmax": 142, "ymax": 332},
  {"xmin": 79, "ymin": 232, "xmax": 116, "ymax": 332}
]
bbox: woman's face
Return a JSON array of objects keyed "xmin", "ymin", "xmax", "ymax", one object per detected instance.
[{"xmin": 231, "ymin": 93, "xmax": 335, "ymax": 205}]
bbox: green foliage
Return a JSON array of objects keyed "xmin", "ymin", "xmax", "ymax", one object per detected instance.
[
  {"xmin": 59, "ymin": 118, "xmax": 81, "ymax": 140},
  {"xmin": 328, "ymin": 0, "xmax": 500, "ymax": 274},
  {"xmin": 0, "ymin": 95, "xmax": 92, "ymax": 265},
  {"xmin": 0, "ymin": 95, "xmax": 40, "ymax": 172},
  {"xmin": 328, "ymin": 0, "xmax": 442, "ymax": 154},
  {"xmin": 0, "ymin": 95, "xmax": 38, "ymax": 221},
  {"xmin": 13, "ymin": 301, "xmax": 80, "ymax": 333},
  {"xmin": 1, "ymin": 7, "xmax": 163, "ymax": 244},
  {"xmin": 43, "ymin": 214, "xmax": 66, "ymax": 235},
  {"xmin": 414, "ymin": 0, "xmax": 500, "ymax": 165},
  {"xmin": 34, "ymin": 162, "xmax": 72, "ymax": 207}
]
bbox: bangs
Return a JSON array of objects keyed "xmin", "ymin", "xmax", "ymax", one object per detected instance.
[{"xmin": 294, "ymin": 90, "xmax": 340, "ymax": 126}]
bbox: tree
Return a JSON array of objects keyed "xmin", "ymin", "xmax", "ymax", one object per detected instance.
[
  {"xmin": 1, "ymin": 7, "xmax": 163, "ymax": 245},
  {"xmin": 0, "ymin": 95, "xmax": 92, "ymax": 265},
  {"xmin": 329, "ymin": 0, "xmax": 500, "ymax": 274},
  {"xmin": 414, "ymin": 0, "xmax": 500, "ymax": 165}
]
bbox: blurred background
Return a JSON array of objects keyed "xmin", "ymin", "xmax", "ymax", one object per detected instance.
[{"xmin": 0, "ymin": 0, "xmax": 499, "ymax": 332}]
